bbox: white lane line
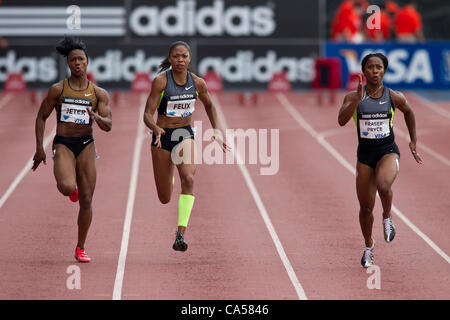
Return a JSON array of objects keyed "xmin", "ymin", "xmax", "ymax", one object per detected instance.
[
  {"xmin": 212, "ymin": 94, "xmax": 308, "ymax": 300},
  {"xmin": 0, "ymin": 124, "xmax": 56, "ymax": 210},
  {"xmin": 0, "ymin": 93, "xmax": 14, "ymax": 110},
  {"xmin": 410, "ymin": 92, "xmax": 450, "ymax": 120},
  {"xmin": 395, "ymin": 128, "xmax": 450, "ymax": 167},
  {"xmin": 112, "ymin": 94, "xmax": 146, "ymax": 300},
  {"xmin": 277, "ymin": 92, "xmax": 450, "ymax": 265}
]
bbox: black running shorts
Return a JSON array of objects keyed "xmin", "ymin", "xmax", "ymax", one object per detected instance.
[
  {"xmin": 357, "ymin": 141, "xmax": 400, "ymax": 170},
  {"xmin": 53, "ymin": 135, "xmax": 94, "ymax": 158},
  {"xmin": 151, "ymin": 125, "xmax": 195, "ymax": 153}
]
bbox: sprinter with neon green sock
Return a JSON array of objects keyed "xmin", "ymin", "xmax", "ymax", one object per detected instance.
[
  {"xmin": 173, "ymin": 193, "xmax": 195, "ymax": 251},
  {"xmin": 143, "ymin": 41, "xmax": 230, "ymax": 252}
]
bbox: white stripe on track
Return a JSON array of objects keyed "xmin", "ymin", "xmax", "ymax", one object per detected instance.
[
  {"xmin": 112, "ymin": 94, "xmax": 146, "ymax": 300},
  {"xmin": 277, "ymin": 92, "xmax": 450, "ymax": 265},
  {"xmin": 395, "ymin": 128, "xmax": 450, "ymax": 167},
  {"xmin": 212, "ymin": 94, "xmax": 308, "ymax": 300},
  {"xmin": 410, "ymin": 92, "xmax": 450, "ymax": 120},
  {"xmin": 0, "ymin": 125, "xmax": 56, "ymax": 210}
]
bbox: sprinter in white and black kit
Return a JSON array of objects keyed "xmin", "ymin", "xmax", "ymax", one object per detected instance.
[
  {"xmin": 143, "ymin": 41, "xmax": 230, "ymax": 252},
  {"xmin": 338, "ymin": 53, "xmax": 423, "ymax": 268}
]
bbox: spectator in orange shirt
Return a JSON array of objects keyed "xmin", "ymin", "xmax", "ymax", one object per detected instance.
[
  {"xmin": 394, "ymin": 0, "xmax": 425, "ymax": 42},
  {"xmin": 365, "ymin": 5, "xmax": 392, "ymax": 42},
  {"xmin": 385, "ymin": 0, "xmax": 399, "ymax": 40},
  {"xmin": 331, "ymin": 1, "xmax": 353, "ymax": 41},
  {"xmin": 385, "ymin": 0, "xmax": 399, "ymax": 15},
  {"xmin": 331, "ymin": 0, "xmax": 364, "ymax": 43}
]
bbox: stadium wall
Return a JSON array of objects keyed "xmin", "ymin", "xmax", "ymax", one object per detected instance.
[{"xmin": 0, "ymin": 0, "xmax": 448, "ymax": 90}]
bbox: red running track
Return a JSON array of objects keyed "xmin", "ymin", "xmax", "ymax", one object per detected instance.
[{"xmin": 0, "ymin": 90, "xmax": 448, "ymax": 300}]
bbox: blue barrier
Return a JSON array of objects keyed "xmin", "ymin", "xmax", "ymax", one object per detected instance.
[{"xmin": 324, "ymin": 42, "xmax": 450, "ymax": 90}]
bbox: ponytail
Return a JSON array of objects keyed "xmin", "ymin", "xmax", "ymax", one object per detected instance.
[{"xmin": 158, "ymin": 57, "xmax": 171, "ymax": 73}]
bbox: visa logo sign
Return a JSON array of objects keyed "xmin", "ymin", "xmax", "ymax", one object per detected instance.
[
  {"xmin": 375, "ymin": 133, "xmax": 388, "ymax": 138},
  {"xmin": 341, "ymin": 49, "xmax": 434, "ymax": 84}
]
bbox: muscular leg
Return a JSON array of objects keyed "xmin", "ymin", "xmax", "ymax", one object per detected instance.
[
  {"xmin": 53, "ymin": 144, "xmax": 77, "ymax": 196},
  {"xmin": 356, "ymin": 162, "xmax": 377, "ymax": 248},
  {"xmin": 375, "ymin": 154, "xmax": 399, "ymax": 220},
  {"xmin": 75, "ymin": 143, "xmax": 97, "ymax": 248},
  {"xmin": 175, "ymin": 139, "xmax": 196, "ymax": 235},
  {"xmin": 151, "ymin": 146, "xmax": 175, "ymax": 204},
  {"xmin": 175, "ymin": 139, "xmax": 196, "ymax": 195}
]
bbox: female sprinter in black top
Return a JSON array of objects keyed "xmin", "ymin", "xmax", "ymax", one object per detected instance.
[
  {"xmin": 338, "ymin": 52, "xmax": 423, "ymax": 268},
  {"xmin": 32, "ymin": 36, "xmax": 112, "ymax": 262},
  {"xmin": 143, "ymin": 41, "xmax": 229, "ymax": 252}
]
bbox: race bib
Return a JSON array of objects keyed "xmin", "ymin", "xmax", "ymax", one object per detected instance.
[
  {"xmin": 60, "ymin": 97, "xmax": 91, "ymax": 124},
  {"xmin": 359, "ymin": 118, "xmax": 390, "ymax": 139},
  {"xmin": 166, "ymin": 99, "xmax": 195, "ymax": 118}
]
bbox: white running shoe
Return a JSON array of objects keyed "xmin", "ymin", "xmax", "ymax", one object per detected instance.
[
  {"xmin": 361, "ymin": 239, "xmax": 375, "ymax": 268},
  {"xmin": 383, "ymin": 216, "xmax": 396, "ymax": 243}
]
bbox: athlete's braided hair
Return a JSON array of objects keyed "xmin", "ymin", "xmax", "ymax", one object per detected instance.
[
  {"xmin": 361, "ymin": 52, "xmax": 388, "ymax": 71},
  {"xmin": 56, "ymin": 36, "xmax": 88, "ymax": 61},
  {"xmin": 158, "ymin": 41, "xmax": 192, "ymax": 73}
]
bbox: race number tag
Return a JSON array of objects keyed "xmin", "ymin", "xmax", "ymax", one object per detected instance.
[
  {"xmin": 60, "ymin": 97, "xmax": 91, "ymax": 124},
  {"xmin": 166, "ymin": 99, "xmax": 195, "ymax": 117},
  {"xmin": 359, "ymin": 118, "xmax": 390, "ymax": 139}
]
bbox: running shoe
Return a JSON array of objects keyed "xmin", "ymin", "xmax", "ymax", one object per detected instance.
[
  {"xmin": 75, "ymin": 246, "xmax": 91, "ymax": 263},
  {"xmin": 69, "ymin": 188, "xmax": 78, "ymax": 202},
  {"xmin": 361, "ymin": 239, "xmax": 375, "ymax": 268},
  {"xmin": 383, "ymin": 215, "xmax": 396, "ymax": 243},
  {"xmin": 172, "ymin": 232, "xmax": 188, "ymax": 252}
]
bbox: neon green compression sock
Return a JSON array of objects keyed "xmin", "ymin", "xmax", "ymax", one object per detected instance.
[{"xmin": 178, "ymin": 194, "xmax": 195, "ymax": 227}]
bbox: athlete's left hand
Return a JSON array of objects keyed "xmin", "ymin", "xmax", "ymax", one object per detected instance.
[
  {"xmin": 212, "ymin": 129, "xmax": 231, "ymax": 153},
  {"xmin": 86, "ymin": 107, "xmax": 97, "ymax": 122},
  {"xmin": 409, "ymin": 141, "xmax": 423, "ymax": 164}
]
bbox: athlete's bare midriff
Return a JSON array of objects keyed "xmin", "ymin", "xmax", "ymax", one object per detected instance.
[
  {"xmin": 56, "ymin": 122, "xmax": 93, "ymax": 137},
  {"xmin": 156, "ymin": 114, "xmax": 192, "ymax": 129}
]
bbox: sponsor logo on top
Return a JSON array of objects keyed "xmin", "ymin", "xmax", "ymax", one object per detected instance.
[
  {"xmin": 0, "ymin": 1, "xmax": 276, "ymax": 37},
  {"xmin": 129, "ymin": 0, "xmax": 276, "ymax": 37},
  {"xmin": 340, "ymin": 49, "xmax": 434, "ymax": 84}
]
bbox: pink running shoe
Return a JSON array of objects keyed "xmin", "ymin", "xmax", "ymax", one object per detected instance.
[
  {"xmin": 75, "ymin": 247, "xmax": 91, "ymax": 263},
  {"xmin": 69, "ymin": 188, "xmax": 78, "ymax": 202}
]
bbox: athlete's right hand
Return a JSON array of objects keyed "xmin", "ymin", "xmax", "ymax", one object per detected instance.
[
  {"xmin": 409, "ymin": 141, "xmax": 424, "ymax": 165},
  {"xmin": 32, "ymin": 149, "xmax": 46, "ymax": 171},
  {"xmin": 357, "ymin": 73, "xmax": 364, "ymax": 100},
  {"xmin": 153, "ymin": 127, "xmax": 166, "ymax": 148},
  {"xmin": 212, "ymin": 129, "xmax": 231, "ymax": 153}
]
